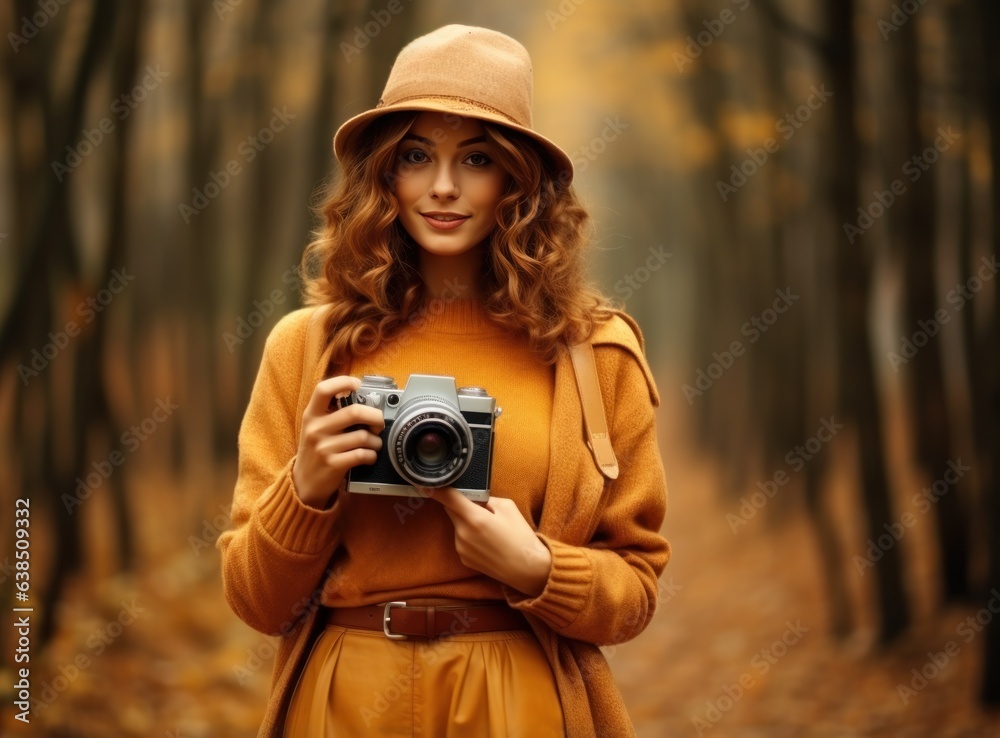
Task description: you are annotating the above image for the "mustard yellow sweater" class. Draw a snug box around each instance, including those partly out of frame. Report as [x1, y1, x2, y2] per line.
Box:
[218, 303, 670, 738]
[323, 298, 553, 607]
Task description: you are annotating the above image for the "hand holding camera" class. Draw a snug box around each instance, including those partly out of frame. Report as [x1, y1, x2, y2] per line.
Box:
[334, 374, 501, 503]
[422, 485, 553, 597]
[293, 375, 385, 509]
[295, 372, 545, 594]
[295, 372, 500, 509]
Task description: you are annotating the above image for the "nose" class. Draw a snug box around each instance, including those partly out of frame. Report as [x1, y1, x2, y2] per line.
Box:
[429, 163, 459, 199]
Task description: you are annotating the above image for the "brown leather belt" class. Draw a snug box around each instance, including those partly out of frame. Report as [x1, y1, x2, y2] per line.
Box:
[323, 601, 529, 640]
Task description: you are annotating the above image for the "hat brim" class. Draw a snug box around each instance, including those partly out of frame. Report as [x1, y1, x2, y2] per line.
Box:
[333, 99, 575, 184]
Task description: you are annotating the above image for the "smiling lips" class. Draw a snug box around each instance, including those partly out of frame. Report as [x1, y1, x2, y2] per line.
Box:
[421, 212, 470, 231]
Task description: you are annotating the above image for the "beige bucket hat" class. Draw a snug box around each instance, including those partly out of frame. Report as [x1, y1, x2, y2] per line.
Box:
[333, 24, 574, 182]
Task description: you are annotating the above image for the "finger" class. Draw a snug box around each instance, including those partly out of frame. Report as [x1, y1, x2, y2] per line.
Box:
[486, 497, 530, 527]
[414, 485, 440, 502]
[319, 403, 385, 435]
[416, 490, 459, 525]
[484, 496, 515, 515]
[307, 375, 361, 417]
[316, 428, 383, 455]
[329, 446, 378, 469]
[422, 486, 484, 520]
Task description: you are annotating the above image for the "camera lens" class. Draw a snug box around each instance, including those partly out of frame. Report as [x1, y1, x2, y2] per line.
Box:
[413, 429, 449, 467]
[399, 419, 465, 483]
[389, 401, 473, 488]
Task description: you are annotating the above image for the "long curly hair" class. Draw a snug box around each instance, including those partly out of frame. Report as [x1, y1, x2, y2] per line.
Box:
[301, 111, 615, 366]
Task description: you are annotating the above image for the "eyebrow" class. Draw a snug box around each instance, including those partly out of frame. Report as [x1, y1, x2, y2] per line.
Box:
[402, 134, 487, 147]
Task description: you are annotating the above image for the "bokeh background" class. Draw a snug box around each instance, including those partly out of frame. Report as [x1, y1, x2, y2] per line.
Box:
[1, 0, 999, 735]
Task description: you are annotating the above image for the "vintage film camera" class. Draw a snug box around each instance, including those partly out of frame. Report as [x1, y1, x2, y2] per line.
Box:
[335, 374, 501, 502]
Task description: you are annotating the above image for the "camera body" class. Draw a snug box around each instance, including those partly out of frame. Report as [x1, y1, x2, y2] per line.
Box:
[336, 374, 501, 502]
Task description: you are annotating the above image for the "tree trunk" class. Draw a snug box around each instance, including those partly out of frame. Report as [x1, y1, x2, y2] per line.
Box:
[894, 0, 970, 603]
[5, 0, 119, 646]
[977, 0, 1000, 707]
[180, 0, 219, 477]
[96, 0, 146, 572]
[825, 0, 909, 643]
[678, 0, 754, 496]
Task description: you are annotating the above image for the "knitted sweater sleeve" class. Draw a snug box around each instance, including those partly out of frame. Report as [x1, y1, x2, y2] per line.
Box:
[217, 309, 347, 636]
[503, 341, 670, 645]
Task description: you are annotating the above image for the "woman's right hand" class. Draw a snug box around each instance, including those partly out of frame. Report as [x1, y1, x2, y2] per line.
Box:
[292, 375, 385, 508]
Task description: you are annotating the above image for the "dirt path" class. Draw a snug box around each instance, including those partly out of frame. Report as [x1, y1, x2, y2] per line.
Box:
[611, 400, 1000, 738]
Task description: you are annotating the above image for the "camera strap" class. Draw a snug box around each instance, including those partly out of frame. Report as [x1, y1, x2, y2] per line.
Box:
[569, 341, 619, 480]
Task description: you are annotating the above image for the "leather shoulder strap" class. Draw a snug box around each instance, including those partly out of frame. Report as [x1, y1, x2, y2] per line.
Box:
[569, 341, 619, 480]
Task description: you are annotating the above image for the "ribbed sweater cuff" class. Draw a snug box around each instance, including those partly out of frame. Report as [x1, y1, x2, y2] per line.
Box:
[254, 458, 342, 555]
[503, 533, 592, 629]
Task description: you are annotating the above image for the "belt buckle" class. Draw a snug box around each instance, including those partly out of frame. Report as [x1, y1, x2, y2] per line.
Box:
[383, 601, 408, 640]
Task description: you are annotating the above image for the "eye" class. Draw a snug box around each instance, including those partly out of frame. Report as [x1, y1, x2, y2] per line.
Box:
[400, 149, 429, 165]
[465, 152, 492, 167]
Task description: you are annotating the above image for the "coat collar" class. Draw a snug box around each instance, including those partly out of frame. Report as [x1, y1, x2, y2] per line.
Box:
[539, 311, 659, 543]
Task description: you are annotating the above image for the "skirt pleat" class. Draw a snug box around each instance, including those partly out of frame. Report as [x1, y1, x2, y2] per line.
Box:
[284, 621, 565, 737]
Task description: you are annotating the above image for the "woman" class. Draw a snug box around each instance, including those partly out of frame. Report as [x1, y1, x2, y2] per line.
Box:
[218, 24, 670, 738]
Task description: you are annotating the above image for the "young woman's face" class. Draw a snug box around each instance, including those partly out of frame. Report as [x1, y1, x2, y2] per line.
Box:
[392, 112, 506, 259]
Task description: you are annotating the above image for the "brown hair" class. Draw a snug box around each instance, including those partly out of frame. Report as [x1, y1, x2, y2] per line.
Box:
[301, 111, 615, 366]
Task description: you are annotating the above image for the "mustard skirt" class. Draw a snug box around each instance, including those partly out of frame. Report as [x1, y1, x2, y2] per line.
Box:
[284, 613, 565, 737]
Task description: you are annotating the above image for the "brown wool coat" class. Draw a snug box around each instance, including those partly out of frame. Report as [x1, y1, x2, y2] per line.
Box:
[217, 305, 671, 737]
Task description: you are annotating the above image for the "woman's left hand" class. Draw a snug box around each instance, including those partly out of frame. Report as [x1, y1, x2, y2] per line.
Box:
[420, 487, 552, 597]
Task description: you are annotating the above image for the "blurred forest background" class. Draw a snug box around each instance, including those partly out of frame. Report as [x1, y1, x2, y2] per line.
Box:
[1, 0, 999, 735]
